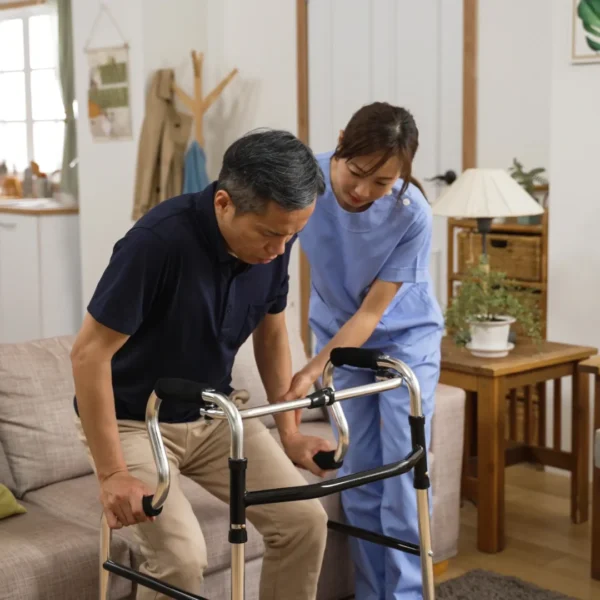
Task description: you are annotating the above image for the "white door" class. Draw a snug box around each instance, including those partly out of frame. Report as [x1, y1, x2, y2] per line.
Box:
[307, 0, 463, 307]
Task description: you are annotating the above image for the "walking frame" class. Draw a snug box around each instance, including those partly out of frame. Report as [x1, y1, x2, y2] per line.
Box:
[99, 347, 436, 600]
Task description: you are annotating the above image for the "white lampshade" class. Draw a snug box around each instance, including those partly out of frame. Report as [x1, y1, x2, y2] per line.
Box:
[431, 168, 544, 218]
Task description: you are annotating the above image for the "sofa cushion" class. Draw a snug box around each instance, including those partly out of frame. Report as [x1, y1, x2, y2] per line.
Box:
[0, 500, 132, 600]
[231, 305, 324, 428]
[0, 335, 93, 497]
[430, 382, 465, 562]
[0, 440, 15, 491]
[25, 473, 266, 576]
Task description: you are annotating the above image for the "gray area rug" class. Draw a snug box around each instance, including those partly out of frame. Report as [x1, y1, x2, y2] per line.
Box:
[436, 569, 577, 599]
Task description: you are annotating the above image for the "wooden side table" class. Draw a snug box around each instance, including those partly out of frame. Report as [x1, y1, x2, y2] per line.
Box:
[439, 337, 596, 554]
[577, 357, 600, 580]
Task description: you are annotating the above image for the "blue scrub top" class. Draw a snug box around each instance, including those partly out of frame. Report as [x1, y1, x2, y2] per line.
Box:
[299, 151, 444, 357]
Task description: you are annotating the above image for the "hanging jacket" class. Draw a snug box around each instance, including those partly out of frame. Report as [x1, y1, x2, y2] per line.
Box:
[183, 140, 210, 194]
[131, 69, 193, 221]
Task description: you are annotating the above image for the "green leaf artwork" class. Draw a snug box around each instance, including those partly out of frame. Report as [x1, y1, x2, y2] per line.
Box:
[577, 0, 600, 51]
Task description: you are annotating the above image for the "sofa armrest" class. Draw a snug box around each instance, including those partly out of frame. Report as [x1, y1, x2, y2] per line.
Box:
[429, 383, 466, 563]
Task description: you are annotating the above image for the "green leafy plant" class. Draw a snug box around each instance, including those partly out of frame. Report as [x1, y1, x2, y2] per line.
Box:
[577, 0, 600, 52]
[445, 257, 543, 347]
[508, 158, 548, 199]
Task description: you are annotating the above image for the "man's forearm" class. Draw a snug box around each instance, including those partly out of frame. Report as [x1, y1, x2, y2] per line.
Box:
[72, 356, 128, 481]
[252, 313, 298, 439]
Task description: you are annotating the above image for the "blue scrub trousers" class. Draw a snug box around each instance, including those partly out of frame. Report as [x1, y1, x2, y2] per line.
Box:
[322, 344, 440, 600]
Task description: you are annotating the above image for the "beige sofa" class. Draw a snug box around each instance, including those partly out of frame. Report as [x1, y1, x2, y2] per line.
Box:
[0, 311, 465, 599]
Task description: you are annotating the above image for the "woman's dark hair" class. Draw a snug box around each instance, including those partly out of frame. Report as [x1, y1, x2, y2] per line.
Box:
[333, 102, 425, 199]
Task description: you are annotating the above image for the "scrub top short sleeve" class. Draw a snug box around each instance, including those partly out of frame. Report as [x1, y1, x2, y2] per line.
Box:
[377, 210, 432, 285]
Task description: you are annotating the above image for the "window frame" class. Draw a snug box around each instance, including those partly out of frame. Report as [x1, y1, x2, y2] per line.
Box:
[0, 2, 64, 174]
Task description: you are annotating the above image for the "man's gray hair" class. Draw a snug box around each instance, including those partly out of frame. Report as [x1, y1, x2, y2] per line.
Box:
[217, 129, 325, 214]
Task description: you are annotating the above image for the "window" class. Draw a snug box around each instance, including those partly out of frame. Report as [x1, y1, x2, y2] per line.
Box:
[0, 4, 65, 176]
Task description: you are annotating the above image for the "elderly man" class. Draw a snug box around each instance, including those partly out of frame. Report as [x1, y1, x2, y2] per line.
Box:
[71, 129, 331, 600]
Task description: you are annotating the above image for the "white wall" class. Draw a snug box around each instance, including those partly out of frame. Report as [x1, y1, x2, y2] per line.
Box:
[205, 0, 301, 323]
[72, 0, 209, 307]
[72, 0, 147, 306]
[72, 0, 302, 320]
[547, 0, 600, 471]
[477, 0, 552, 174]
[548, 1, 600, 347]
[204, 0, 298, 174]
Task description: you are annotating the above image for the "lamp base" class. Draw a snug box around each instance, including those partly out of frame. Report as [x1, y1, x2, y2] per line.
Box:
[476, 217, 493, 261]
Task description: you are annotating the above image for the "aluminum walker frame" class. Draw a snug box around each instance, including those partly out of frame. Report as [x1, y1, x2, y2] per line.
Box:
[99, 347, 436, 600]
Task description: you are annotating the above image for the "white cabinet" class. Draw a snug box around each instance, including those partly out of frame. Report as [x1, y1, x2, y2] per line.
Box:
[0, 211, 82, 344]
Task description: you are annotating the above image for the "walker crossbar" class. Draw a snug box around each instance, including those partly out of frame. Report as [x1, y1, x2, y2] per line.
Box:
[99, 347, 436, 600]
[244, 447, 424, 506]
[102, 560, 209, 600]
[326, 520, 422, 556]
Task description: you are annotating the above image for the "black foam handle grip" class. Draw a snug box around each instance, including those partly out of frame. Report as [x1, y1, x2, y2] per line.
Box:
[154, 378, 213, 405]
[142, 495, 163, 517]
[313, 450, 343, 471]
[330, 347, 384, 371]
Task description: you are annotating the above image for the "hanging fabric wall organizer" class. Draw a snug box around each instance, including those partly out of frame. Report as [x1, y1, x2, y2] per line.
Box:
[84, 2, 132, 141]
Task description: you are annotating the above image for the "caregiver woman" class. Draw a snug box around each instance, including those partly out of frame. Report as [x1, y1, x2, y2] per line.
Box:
[283, 101, 444, 600]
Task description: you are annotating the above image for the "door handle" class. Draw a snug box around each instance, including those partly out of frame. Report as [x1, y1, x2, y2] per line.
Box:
[426, 170, 457, 185]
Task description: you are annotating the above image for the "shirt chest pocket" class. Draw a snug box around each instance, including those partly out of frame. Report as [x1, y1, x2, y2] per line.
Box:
[222, 288, 278, 347]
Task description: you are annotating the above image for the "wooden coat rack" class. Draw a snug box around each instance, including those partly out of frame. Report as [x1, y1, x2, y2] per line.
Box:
[173, 51, 238, 146]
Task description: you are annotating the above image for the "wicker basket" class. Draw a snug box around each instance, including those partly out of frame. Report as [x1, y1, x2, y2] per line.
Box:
[457, 231, 542, 282]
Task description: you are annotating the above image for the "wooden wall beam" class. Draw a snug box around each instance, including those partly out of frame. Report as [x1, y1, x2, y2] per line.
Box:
[463, 0, 478, 170]
[296, 0, 312, 357]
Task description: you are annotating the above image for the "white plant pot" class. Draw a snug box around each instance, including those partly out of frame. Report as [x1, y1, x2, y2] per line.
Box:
[467, 315, 516, 358]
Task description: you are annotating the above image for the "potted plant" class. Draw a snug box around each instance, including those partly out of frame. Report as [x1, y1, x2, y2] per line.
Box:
[445, 258, 542, 357]
[508, 158, 548, 225]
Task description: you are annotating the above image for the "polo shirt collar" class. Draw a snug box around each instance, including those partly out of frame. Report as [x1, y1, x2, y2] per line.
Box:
[196, 182, 239, 264]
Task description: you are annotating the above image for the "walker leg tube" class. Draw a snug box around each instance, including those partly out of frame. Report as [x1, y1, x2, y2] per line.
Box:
[229, 458, 247, 600]
[410, 414, 435, 600]
[232, 545, 244, 600]
[99, 514, 111, 600]
[202, 390, 247, 600]
[416, 488, 435, 600]
[375, 355, 435, 600]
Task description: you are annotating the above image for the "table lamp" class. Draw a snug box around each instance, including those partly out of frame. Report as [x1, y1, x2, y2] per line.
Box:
[431, 168, 544, 259]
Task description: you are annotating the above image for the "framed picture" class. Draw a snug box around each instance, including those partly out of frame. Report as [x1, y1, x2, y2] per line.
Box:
[572, 0, 600, 64]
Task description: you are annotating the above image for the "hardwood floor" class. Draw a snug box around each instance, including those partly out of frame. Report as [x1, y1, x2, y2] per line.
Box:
[435, 465, 599, 599]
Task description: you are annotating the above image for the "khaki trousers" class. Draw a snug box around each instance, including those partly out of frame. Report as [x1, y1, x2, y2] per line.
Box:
[75, 414, 328, 600]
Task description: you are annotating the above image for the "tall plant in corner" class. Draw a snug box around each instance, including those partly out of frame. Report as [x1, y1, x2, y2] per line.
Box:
[444, 257, 542, 356]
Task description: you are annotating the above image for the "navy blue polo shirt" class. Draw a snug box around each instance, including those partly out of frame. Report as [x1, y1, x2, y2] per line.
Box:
[77, 182, 294, 423]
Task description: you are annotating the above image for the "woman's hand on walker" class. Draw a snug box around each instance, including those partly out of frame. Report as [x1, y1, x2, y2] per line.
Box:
[281, 431, 333, 478]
